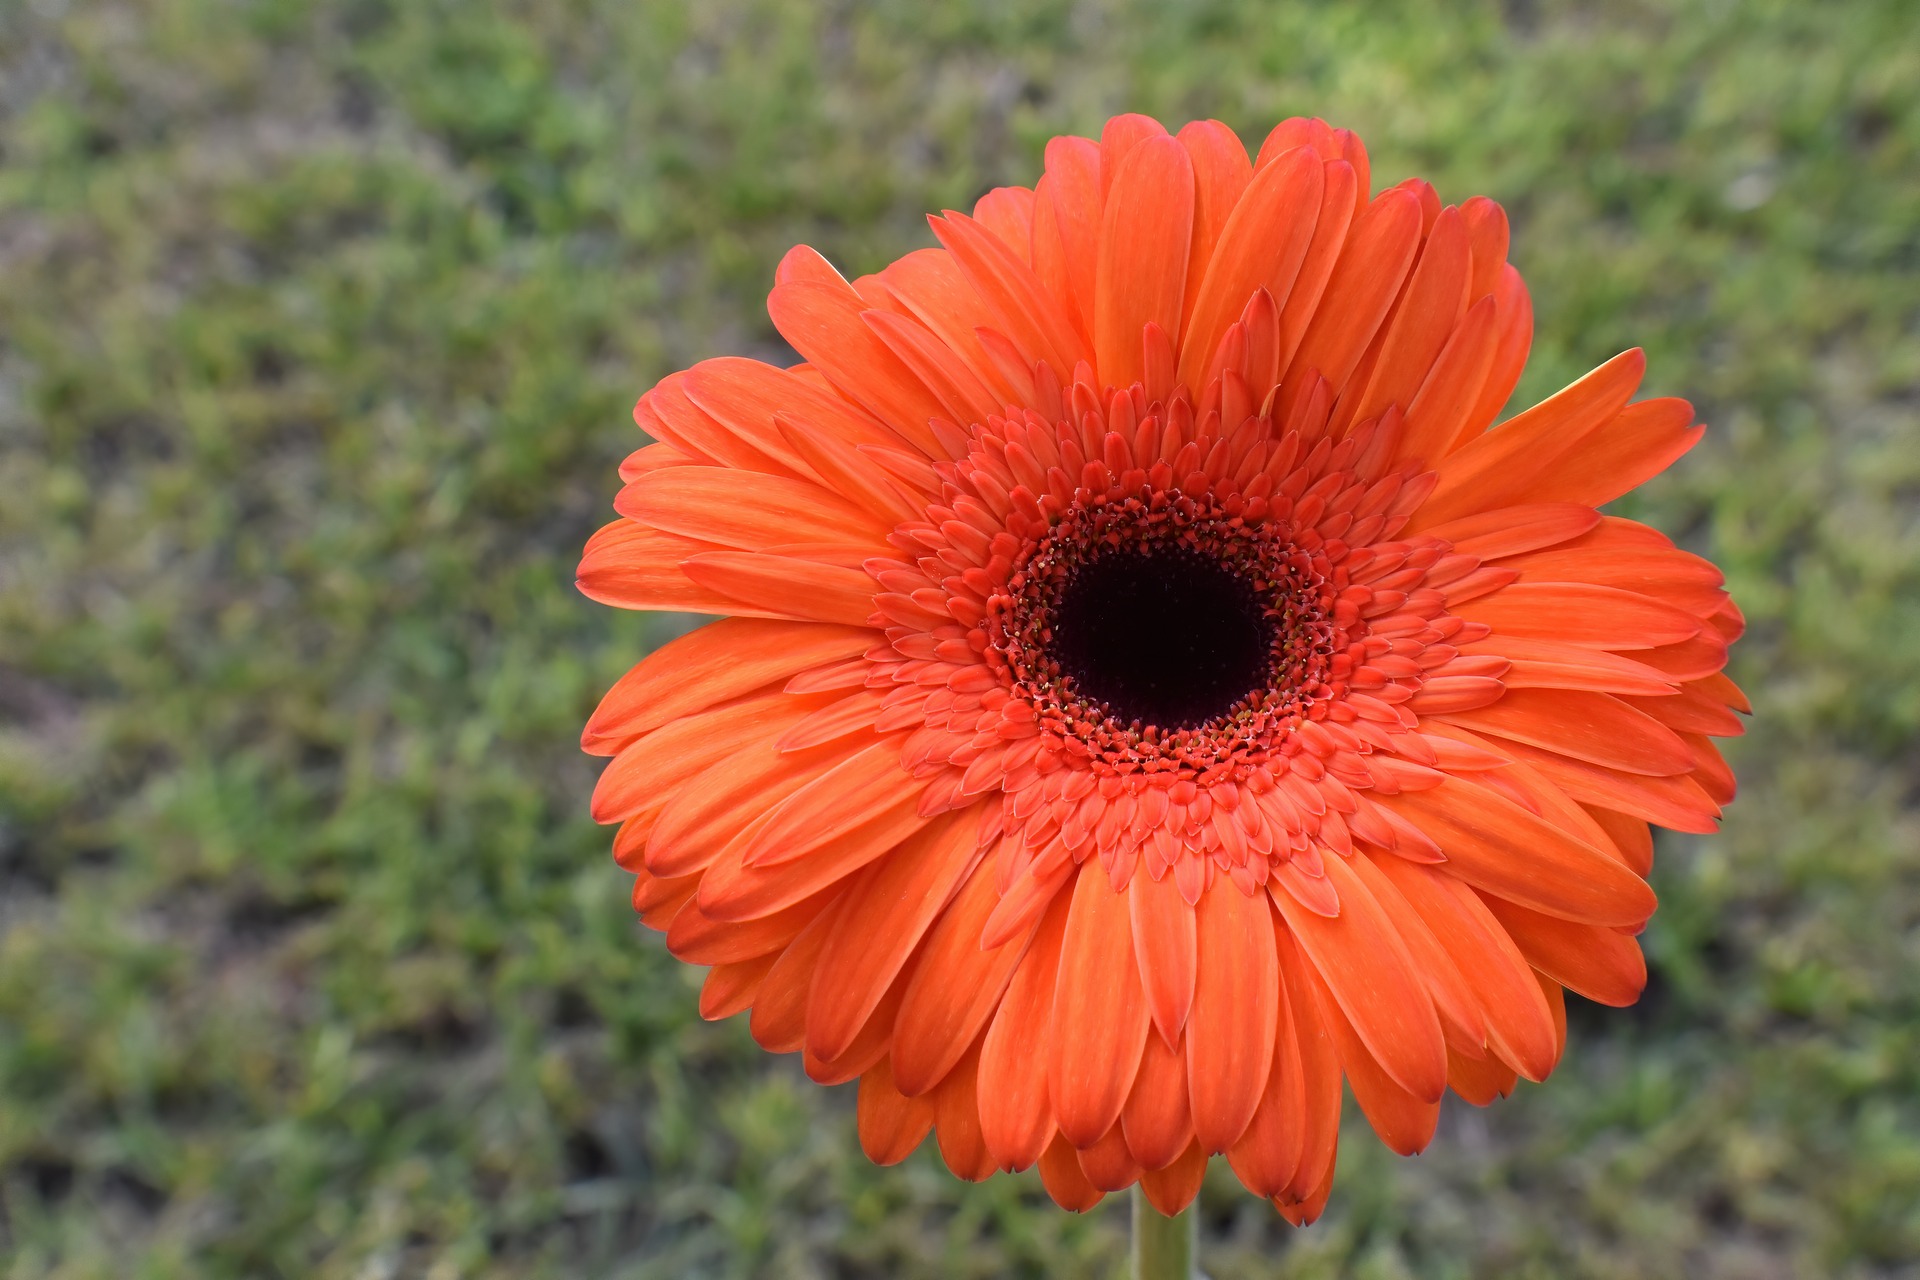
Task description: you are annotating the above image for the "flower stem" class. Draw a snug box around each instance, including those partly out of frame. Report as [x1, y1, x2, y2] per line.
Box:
[1130, 1185, 1195, 1280]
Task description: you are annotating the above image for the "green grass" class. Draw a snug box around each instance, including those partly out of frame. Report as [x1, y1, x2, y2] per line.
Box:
[1, 0, 1915, 1275]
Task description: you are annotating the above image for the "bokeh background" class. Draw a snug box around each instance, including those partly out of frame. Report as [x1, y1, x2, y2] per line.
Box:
[2, 0, 1916, 1276]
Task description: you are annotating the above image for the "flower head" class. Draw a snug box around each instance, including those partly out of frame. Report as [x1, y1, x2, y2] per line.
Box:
[580, 114, 1744, 1219]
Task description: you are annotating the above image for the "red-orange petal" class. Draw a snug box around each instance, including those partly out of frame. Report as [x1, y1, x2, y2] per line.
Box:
[1272, 852, 1446, 1102]
[1094, 137, 1195, 387]
[1050, 862, 1154, 1148]
[979, 890, 1071, 1171]
[1129, 868, 1198, 1047]
[1186, 881, 1280, 1152]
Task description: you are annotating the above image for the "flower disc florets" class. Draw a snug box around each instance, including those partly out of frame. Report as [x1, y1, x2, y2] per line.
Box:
[993, 490, 1338, 777]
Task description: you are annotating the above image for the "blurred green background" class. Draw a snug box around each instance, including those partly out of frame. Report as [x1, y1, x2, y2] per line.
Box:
[1, 0, 1916, 1275]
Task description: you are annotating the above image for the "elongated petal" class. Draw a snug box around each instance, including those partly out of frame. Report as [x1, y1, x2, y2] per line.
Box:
[1129, 869, 1198, 1047]
[1270, 854, 1446, 1102]
[979, 890, 1072, 1170]
[806, 809, 982, 1061]
[892, 853, 1041, 1095]
[1377, 774, 1658, 926]
[1051, 863, 1154, 1147]
[1186, 882, 1280, 1152]
[1094, 137, 1195, 387]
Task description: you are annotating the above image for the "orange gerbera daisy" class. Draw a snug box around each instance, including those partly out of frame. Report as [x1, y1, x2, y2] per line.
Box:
[579, 113, 1744, 1221]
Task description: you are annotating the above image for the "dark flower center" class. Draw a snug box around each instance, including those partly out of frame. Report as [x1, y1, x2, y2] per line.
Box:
[1050, 548, 1275, 730]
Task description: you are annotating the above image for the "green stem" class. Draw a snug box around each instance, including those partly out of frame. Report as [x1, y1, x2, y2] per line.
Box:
[1130, 1184, 1196, 1280]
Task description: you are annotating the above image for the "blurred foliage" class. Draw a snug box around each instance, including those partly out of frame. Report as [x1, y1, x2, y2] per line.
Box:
[0, 0, 1916, 1276]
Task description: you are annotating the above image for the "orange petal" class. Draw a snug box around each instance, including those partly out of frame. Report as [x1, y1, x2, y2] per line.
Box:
[740, 737, 918, 867]
[862, 307, 1005, 426]
[1463, 636, 1679, 698]
[667, 889, 834, 966]
[1339, 204, 1472, 435]
[645, 731, 862, 878]
[747, 903, 840, 1053]
[591, 690, 810, 821]
[892, 853, 1042, 1095]
[1276, 926, 1344, 1206]
[1178, 145, 1323, 389]
[684, 355, 905, 464]
[1094, 136, 1195, 387]
[1439, 687, 1697, 776]
[1186, 881, 1280, 1152]
[1460, 195, 1510, 300]
[1480, 895, 1648, 1007]
[1225, 911, 1306, 1196]
[1076, 1121, 1142, 1192]
[1346, 851, 1488, 1052]
[1139, 1142, 1209, 1215]
[931, 1038, 997, 1181]
[972, 186, 1036, 259]
[1036, 1131, 1105, 1211]
[1456, 264, 1534, 444]
[1377, 774, 1658, 927]
[1582, 804, 1655, 877]
[1175, 119, 1254, 324]
[1308, 961, 1440, 1156]
[694, 795, 930, 921]
[1033, 136, 1103, 343]
[767, 276, 945, 454]
[576, 519, 737, 614]
[636, 371, 792, 475]
[699, 952, 776, 1021]
[1367, 855, 1559, 1081]
[1285, 186, 1424, 399]
[1396, 292, 1497, 466]
[1477, 733, 1722, 834]
[680, 551, 877, 627]
[874, 248, 1025, 405]
[1121, 1030, 1194, 1170]
[582, 618, 871, 752]
[1407, 348, 1645, 529]
[805, 808, 982, 1062]
[1518, 397, 1704, 509]
[1128, 869, 1197, 1047]
[1271, 853, 1446, 1102]
[617, 439, 697, 483]
[1274, 160, 1360, 377]
[1453, 582, 1704, 650]
[979, 889, 1072, 1171]
[1050, 862, 1154, 1147]
[857, 1056, 935, 1164]
[1447, 1043, 1520, 1106]
[1416, 502, 1601, 560]
[932, 210, 1090, 380]
[622, 466, 890, 552]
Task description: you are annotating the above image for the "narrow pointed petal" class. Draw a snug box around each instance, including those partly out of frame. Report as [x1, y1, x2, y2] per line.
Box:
[1122, 1030, 1195, 1170]
[1129, 869, 1198, 1047]
[1481, 895, 1649, 1007]
[1407, 348, 1646, 529]
[1139, 1143, 1210, 1215]
[1271, 854, 1447, 1102]
[1378, 774, 1658, 927]
[806, 808, 982, 1062]
[1186, 882, 1280, 1152]
[979, 891, 1071, 1171]
[892, 853, 1042, 1096]
[1286, 187, 1424, 397]
[1050, 863, 1155, 1147]
[858, 1057, 936, 1164]
[1094, 137, 1195, 387]
[1178, 145, 1323, 389]
[1226, 913, 1306, 1196]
